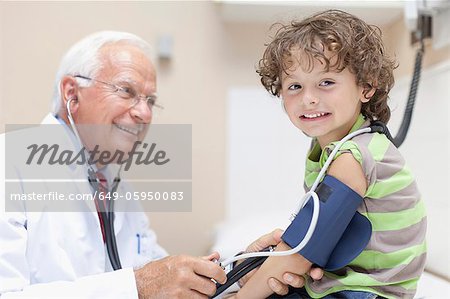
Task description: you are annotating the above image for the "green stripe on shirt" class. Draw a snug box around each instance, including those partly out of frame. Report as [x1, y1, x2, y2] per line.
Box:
[368, 133, 391, 162]
[367, 165, 415, 199]
[360, 200, 426, 231]
[349, 241, 427, 269]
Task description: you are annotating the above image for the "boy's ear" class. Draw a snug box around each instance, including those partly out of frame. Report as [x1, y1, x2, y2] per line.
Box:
[361, 83, 376, 103]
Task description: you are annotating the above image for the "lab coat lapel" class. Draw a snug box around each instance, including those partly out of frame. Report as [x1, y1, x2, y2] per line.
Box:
[40, 113, 105, 232]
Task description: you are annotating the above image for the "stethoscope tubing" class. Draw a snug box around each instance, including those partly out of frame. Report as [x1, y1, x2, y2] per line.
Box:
[67, 99, 123, 270]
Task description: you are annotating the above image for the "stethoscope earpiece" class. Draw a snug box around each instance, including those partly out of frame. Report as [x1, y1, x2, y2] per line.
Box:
[66, 97, 76, 121]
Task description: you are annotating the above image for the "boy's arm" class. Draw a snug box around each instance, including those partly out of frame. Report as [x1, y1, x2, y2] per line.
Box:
[327, 153, 367, 197]
[239, 229, 323, 296]
[235, 153, 366, 298]
[235, 241, 312, 299]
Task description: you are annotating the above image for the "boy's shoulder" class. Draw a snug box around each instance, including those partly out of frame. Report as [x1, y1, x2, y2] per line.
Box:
[351, 131, 405, 165]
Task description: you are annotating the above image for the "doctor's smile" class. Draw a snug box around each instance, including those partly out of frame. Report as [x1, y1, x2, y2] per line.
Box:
[113, 123, 144, 136]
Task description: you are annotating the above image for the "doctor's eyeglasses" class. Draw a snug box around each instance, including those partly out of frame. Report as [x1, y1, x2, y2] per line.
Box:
[74, 75, 163, 111]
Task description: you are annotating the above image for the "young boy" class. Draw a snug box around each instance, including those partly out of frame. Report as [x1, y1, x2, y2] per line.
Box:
[233, 10, 426, 299]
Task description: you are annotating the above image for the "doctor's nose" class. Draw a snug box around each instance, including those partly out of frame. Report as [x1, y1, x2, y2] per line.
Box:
[130, 100, 153, 124]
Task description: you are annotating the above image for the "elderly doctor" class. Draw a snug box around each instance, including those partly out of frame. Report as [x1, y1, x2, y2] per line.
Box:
[0, 31, 312, 298]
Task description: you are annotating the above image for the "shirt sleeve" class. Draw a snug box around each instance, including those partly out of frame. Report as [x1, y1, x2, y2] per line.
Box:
[321, 140, 363, 166]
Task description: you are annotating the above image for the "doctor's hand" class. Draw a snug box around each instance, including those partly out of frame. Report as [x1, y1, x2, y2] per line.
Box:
[239, 229, 324, 296]
[134, 252, 226, 299]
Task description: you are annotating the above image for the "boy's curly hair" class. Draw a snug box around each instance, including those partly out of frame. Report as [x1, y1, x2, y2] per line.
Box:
[257, 10, 397, 123]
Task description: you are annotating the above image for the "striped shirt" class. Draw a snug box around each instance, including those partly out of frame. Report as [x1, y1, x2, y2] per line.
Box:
[304, 114, 427, 299]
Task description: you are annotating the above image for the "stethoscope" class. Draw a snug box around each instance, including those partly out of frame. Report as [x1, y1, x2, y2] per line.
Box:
[66, 98, 123, 270]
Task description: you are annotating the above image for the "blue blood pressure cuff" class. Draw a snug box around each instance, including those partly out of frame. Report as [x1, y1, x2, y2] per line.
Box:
[282, 175, 372, 271]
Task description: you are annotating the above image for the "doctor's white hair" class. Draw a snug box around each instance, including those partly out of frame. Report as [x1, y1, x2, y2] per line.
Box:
[52, 31, 154, 115]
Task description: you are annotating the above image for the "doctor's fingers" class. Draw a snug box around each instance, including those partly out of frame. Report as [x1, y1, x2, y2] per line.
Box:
[193, 258, 227, 284]
[237, 268, 257, 287]
[309, 267, 324, 280]
[282, 272, 305, 288]
[201, 251, 220, 262]
[189, 273, 220, 297]
[246, 229, 283, 252]
[234, 229, 284, 287]
[268, 277, 289, 296]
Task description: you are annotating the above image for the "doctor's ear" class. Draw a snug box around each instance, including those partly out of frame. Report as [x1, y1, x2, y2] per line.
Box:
[60, 76, 80, 114]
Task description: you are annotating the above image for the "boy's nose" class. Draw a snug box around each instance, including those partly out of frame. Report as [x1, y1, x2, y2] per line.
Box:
[302, 89, 319, 106]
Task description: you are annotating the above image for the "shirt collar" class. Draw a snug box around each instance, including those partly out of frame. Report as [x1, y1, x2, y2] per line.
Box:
[307, 113, 367, 162]
[348, 113, 367, 134]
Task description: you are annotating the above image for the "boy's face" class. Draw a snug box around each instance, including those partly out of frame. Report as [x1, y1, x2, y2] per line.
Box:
[280, 51, 368, 148]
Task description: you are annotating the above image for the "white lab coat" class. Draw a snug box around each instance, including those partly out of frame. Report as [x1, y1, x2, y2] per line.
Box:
[0, 114, 168, 298]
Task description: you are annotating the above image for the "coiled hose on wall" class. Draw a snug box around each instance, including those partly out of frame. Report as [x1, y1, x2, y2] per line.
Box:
[393, 39, 425, 147]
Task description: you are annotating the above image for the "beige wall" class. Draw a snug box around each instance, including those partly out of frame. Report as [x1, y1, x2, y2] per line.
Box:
[2, 2, 449, 256]
[0, 1, 231, 255]
[384, 16, 450, 79]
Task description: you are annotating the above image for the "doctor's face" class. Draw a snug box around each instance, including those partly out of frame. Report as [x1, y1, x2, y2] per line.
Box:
[73, 43, 156, 163]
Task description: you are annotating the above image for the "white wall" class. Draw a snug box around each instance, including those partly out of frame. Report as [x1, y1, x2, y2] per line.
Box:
[226, 87, 310, 222]
[216, 87, 310, 257]
[389, 61, 450, 279]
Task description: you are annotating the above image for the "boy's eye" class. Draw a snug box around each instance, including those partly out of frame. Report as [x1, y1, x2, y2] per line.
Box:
[288, 84, 302, 90]
[319, 80, 334, 87]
